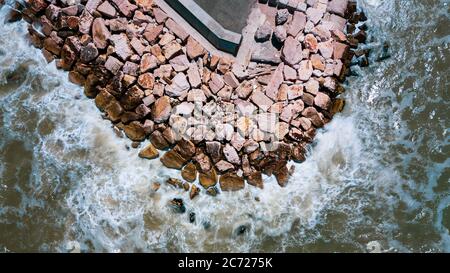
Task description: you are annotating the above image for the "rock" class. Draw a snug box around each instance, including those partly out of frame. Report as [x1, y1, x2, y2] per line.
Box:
[152, 96, 172, 123]
[287, 84, 304, 100]
[170, 198, 185, 213]
[162, 40, 182, 60]
[85, 0, 102, 13]
[186, 36, 205, 60]
[169, 54, 190, 72]
[314, 92, 331, 110]
[122, 61, 139, 76]
[78, 10, 94, 34]
[190, 184, 200, 199]
[288, 11, 306, 37]
[306, 7, 324, 25]
[104, 56, 123, 74]
[223, 72, 240, 89]
[160, 149, 188, 169]
[199, 168, 217, 188]
[109, 33, 133, 61]
[144, 24, 164, 44]
[304, 34, 318, 53]
[187, 89, 206, 102]
[283, 65, 297, 82]
[215, 160, 234, 172]
[265, 63, 284, 101]
[311, 54, 325, 71]
[166, 73, 190, 97]
[124, 121, 146, 141]
[97, 1, 117, 18]
[80, 43, 98, 63]
[111, 0, 137, 18]
[220, 173, 245, 191]
[255, 22, 272, 42]
[274, 165, 289, 187]
[165, 18, 189, 42]
[92, 18, 110, 49]
[182, 162, 197, 182]
[302, 106, 324, 127]
[174, 102, 194, 116]
[217, 58, 232, 74]
[205, 141, 222, 163]
[333, 42, 349, 60]
[138, 143, 159, 159]
[193, 152, 212, 172]
[304, 79, 319, 95]
[298, 60, 313, 81]
[251, 90, 273, 112]
[273, 25, 287, 43]
[235, 81, 253, 99]
[327, 0, 348, 17]
[130, 37, 146, 56]
[153, 7, 168, 24]
[223, 144, 240, 165]
[282, 36, 302, 66]
[208, 73, 224, 94]
[140, 53, 158, 73]
[138, 73, 155, 89]
[247, 171, 263, 189]
[121, 85, 144, 110]
[257, 112, 277, 133]
[187, 64, 202, 88]
[276, 9, 289, 25]
[230, 132, 245, 151]
[151, 181, 161, 192]
[318, 39, 334, 59]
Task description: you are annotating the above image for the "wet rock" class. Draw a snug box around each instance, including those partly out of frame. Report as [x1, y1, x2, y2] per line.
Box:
[161, 149, 188, 169]
[80, 43, 98, 63]
[182, 162, 197, 182]
[199, 168, 217, 189]
[220, 173, 245, 191]
[247, 171, 263, 189]
[170, 198, 186, 213]
[138, 143, 159, 159]
[124, 121, 146, 141]
[190, 185, 200, 200]
[274, 165, 289, 187]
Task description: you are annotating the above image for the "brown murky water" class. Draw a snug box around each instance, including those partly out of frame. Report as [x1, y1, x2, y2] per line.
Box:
[0, 0, 449, 252]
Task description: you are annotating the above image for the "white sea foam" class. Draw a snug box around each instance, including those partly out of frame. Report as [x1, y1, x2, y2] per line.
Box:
[0, 0, 449, 252]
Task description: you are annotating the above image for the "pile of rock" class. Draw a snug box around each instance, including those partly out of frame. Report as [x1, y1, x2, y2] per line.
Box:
[16, 0, 368, 199]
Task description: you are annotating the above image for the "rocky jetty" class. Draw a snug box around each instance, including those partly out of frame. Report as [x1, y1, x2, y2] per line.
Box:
[13, 0, 369, 198]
